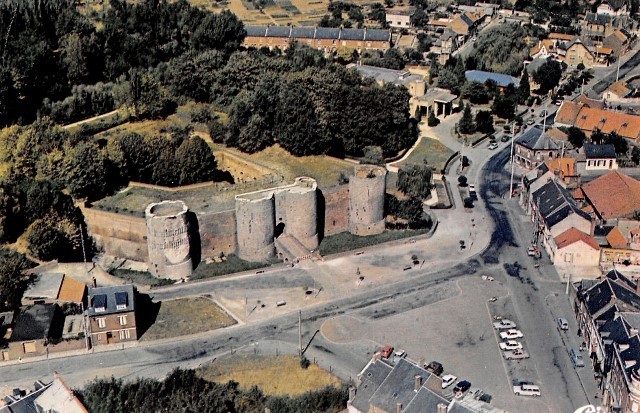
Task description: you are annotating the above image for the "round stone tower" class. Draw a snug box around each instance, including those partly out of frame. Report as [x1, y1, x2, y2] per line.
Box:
[235, 192, 276, 262]
[349, 165, 387, 236]
[145, 200, 193, 280]
[283, 177, 319, 251]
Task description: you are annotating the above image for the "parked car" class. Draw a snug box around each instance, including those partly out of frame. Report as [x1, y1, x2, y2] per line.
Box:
[501, 134, 510, 142]
[441, 374, 457, 389]
[527, 118, 535, 125]
[513, 382, 541, 396]
[500, 329, 524, 340]
[499, 340, 523, 351]
[493, 319, 517, 330]
[425, 361, 444, 376]
[468, 184, 476, 192]
[504, 348, 530, 360]
[393, 349, 406, 362]
[555, 100, 562, 106]
[557, 318, 569, 331]
[454, 380, 471, 394]
[570, 348, 585, 367]
[488, 142, 499, 150]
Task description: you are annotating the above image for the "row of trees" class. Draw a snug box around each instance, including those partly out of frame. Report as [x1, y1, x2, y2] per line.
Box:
[80, 369, 348, 413]
[458, 105, 495, 135]
[0, 0, 246, 126]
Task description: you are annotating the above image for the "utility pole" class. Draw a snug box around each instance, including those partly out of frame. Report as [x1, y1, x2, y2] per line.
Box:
[509, 122, 516, 198]
[79, 224, 91, 351]
[616, 56, 621, 83]
[298, 311, 302, 356]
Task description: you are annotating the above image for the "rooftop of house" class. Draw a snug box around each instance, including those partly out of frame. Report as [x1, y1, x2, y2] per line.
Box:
[386, 7, 416, 16]
[575, 107, 640, 140]
[0, 376, 88, 413]
[532, 179, 591, 229]
[244, 26, 391, 42]
[22, 273, 64, 303]
[550, 32, 575, 41]
[581, 171, 640, 220]
[606, 226, 628, 249]
[555, 227, 600, 250]
[530, 40, 555, 56]
[417, 87, 457, 103]
[546, 127, 569, 143]
[608, 79, 633, 97]
[88, 285, 136, 317]
[56, 275, 87, 303]
[9, 304, 58, 342]
[515, 127, 560, 151]
[545, 157, 576, 177]
[352, 358, 394, 412]
[580, 269, 640, 317]
[464, 70, 519, 88]
[583, 142, 616, 159]
[350, 64, 423, 85]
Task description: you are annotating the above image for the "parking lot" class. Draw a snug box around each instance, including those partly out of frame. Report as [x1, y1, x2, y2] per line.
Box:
[321, 274, 552, 413]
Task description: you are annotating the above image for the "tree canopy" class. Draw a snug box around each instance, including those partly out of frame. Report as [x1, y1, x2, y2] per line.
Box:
[467, 24, 529, 75]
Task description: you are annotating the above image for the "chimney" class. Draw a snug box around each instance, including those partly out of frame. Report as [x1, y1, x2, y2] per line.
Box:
[414, 374, 422, 391]
[396, 402, 402, 413]
[437, 403, 448, 413]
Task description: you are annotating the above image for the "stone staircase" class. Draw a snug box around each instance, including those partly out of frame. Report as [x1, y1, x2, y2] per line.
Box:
[274, 235, 313, 263]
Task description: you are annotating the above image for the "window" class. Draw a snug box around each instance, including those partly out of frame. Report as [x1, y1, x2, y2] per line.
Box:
[119, 315, 127, 326]
[97, 318, 106, 328]
[119, 330, 130, 340]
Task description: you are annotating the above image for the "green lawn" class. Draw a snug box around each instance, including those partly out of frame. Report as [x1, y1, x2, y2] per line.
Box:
[191, 255, 269, 280]
[111, 268, 174, 287]
[397, 137, 455, 171]
[319, 229, 430, 256]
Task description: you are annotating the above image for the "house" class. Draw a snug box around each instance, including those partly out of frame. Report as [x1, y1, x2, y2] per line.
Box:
[242, 26, 392, 55]
[348, 357, 507, 413]
[579, 142, 618, 171]
[607, 79, 634, 102]
[87, 285, 138, 347]
[573, 271, 640, 411]
[558, 38, 596, 68]
[581, 171, 640, 221]
[513, 127, 561, 170]
[530, 39, 557, 59]
[547, 127, 570, 147]
[603, 30, 630, 56]
[22, 272, 87, 306]
[555, 101, 640, 141]
[464, 70, 519, 89]
[432, 29, 458, 65]
[386, 8, 415, 28]
[1, 303, 63, 361]
[599, 221, 640, 274]
[0, 375, 88, 413]
[449, 12, 481, 42]
[531, 179, 593, 250]
[550, 32, 575, 42]
[597, 0, 629, 16]
[549, 227, 601, 279]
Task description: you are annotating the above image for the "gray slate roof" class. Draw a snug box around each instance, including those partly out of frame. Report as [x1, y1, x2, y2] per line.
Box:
[10, 304, 58, 342]
[403, 387, 449, 413]
[516, 127, 560, 151]
[245, 26, 267, 37]
[465, 70, 519, 88]
[88, 285, 136, 316]
[352, 359, 394, 412]
[369, 358, 434, 413]
[244, 25, 391, 42]
[583, 143, 616, 159]
[532, 179, 591, 229]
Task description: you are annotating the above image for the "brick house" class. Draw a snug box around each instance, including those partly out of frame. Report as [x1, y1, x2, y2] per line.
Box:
[87, 285, 138, 347]
[514, 127, 561, 170]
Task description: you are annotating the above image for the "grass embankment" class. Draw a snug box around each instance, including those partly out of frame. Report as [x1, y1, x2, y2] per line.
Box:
[198, 354, 341, 396]
[141, 297, 236, 341]
[319, 229, 430, 256]
[397, 137, 455, 171]
[111, 268, 174, 287]
[191, 255, 268, 280]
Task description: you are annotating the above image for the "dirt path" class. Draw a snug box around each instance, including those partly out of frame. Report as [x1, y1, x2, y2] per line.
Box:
[62, 109, 120, 130]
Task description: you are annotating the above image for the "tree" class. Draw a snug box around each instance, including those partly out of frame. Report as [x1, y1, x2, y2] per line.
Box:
[603, 131, 628, 155]
[124, 70, 176, 120]
[397, 164, 433, 199]
[436, 69, 462, 94]
[461, 81, 489, 104]
[518, 68, 530, 103]
[458, 104, 475, 134]
[63, 141, 110, 200]
[491, 94, 516, 119]
[190, 11, 246, 52]
[26, 218, 70, 262]
[467, 23, 529, 75]
[175, 137, 218, 185]
[631, 146, 640, 166]
[532, 60, 563, 94]
[360, 146, 385, 165]
[475, 110, 494, 134]
[566, 126, 587, 148]
[0, 250, 29, 311]
[411, 8, 429, 28]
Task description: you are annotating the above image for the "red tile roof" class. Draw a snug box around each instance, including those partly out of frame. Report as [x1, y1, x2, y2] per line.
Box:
[582, 171, 640, 219]
[555, 227, 600, 250]
[556, 101, 640, 141]
[607, 226, 628, 249]
[57, 275, 87, 303]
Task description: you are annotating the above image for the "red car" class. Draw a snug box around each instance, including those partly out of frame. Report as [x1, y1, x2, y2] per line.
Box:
[381, 346, 394, 359]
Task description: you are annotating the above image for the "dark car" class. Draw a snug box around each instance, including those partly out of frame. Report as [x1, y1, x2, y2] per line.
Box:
[425, 361, 444, 376]
[501, 134, 510, 142]
[454, 380, 471, 393]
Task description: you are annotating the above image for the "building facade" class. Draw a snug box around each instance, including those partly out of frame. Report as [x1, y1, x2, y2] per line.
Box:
[87, 285, 137, 347]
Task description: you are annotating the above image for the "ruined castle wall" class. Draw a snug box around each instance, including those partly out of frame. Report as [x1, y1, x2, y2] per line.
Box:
[322, 185, 350, 236]
[348, 165, 387, 236]
[145, 201, 193, 280]
[235, 194, 276, 262]
[198, 210, 237, 258]
[282, 177, 318, 250]
[81, 206, 148, 261]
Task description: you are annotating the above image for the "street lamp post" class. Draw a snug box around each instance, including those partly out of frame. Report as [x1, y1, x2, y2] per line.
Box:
[509, 122, 516, 198]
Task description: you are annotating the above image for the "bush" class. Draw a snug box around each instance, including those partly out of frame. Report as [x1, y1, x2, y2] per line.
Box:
[458, 175, 468, 187]
[463, 197, 474, 208]
[300, 356, 310, 369]
[427, 111, 440, 126]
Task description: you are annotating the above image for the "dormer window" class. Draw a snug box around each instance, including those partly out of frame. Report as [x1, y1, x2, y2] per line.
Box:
[92, 294, 107, 313]
[622, 122, 628, 127]
[115, 292, 128, 311]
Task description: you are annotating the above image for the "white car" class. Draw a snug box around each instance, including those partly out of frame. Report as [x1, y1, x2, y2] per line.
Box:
[500, 329, 524, 340]
[488, 142, 499, 150]
[504, 348, 530, 360]
[468, 184, 476, 192]
[499, 340, 523, 351]
[493, 319, 516, 330]
[513, 383, 541, 397]
[441, 374, 457, 389]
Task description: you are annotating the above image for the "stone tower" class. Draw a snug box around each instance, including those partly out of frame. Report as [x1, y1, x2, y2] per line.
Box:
[276, 177, 319, 251]
[235, 191, 277, 262]
[349, 164, 387, 236]
[145, 200, 193, 280]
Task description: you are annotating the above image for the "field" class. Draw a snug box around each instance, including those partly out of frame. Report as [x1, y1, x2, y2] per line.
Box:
[396, 137, 455, 171]
[197, 354, 342, 396]
[140, 297, 237, 341]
